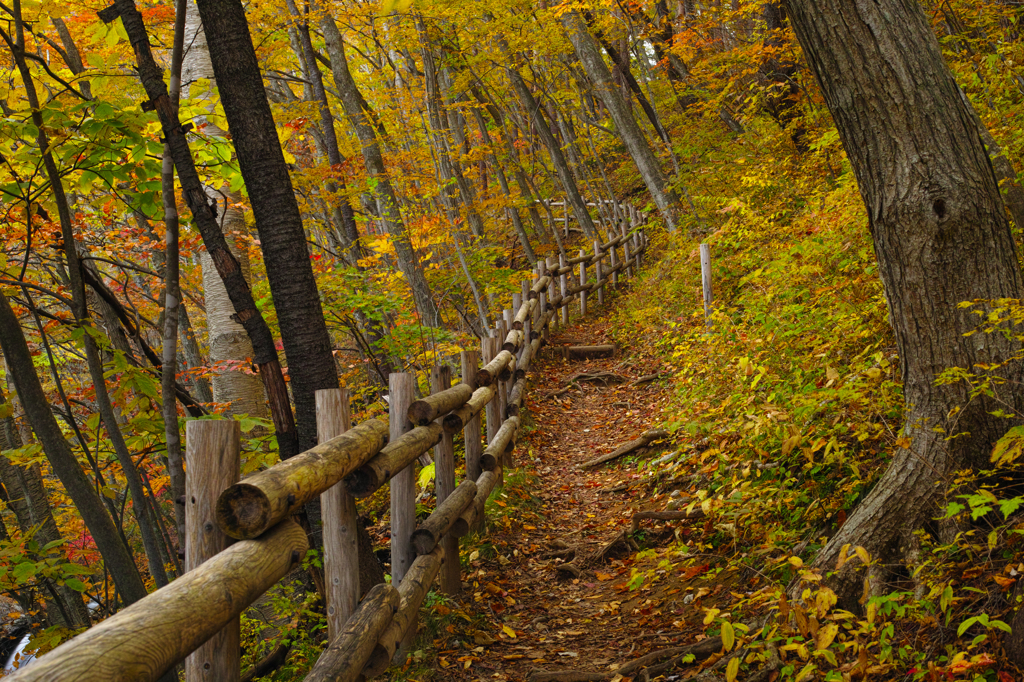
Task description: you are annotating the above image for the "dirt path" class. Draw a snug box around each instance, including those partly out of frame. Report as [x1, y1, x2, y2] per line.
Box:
[435, 312, 706, 681]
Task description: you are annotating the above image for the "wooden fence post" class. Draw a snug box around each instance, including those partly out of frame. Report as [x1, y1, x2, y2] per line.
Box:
[559, 253, 569, 325]
[185, 420, 241, 682]
[317, 388, 359, 640]
[388, 372, 416, 659]
[594, 241, 604, 306]
[622, 226, 633, 279]
[563, 199, 569, 238]
[484, 335, 503, 488]
[546, 257, 558, 333]
[610, 239, 619, 289]
[428, 366, 460, 594]
[579, 250, 588, 317]
[538, 263, 548, 341]
[700, 243, 713, 327]
[461, 350, 484, 533]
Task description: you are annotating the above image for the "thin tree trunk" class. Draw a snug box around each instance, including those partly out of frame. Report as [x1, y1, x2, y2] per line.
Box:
[0, 290, 147, 606]
[560, 10, 684, 232]
[317, 7, 442, 327]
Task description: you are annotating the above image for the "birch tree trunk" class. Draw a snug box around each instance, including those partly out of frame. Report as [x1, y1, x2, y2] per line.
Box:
[183, 1, 270, 425]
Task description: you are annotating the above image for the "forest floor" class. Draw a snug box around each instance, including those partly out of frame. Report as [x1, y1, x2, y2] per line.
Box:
[408, 308, 751, 682]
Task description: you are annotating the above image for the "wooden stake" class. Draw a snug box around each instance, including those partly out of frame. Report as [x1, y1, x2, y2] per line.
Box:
[482, 335, 502, 490]
[610, 241, 619, 289]
[700, 243, 713, 327]
[388, 373, 416, 587]
[430, 366, 460, 594]
[594, 241, 604, 306]
[559, 253, 569, 325]
[579, 250, 588, 317]
[185, 419, 240, 682]
[316, 389, 358, 639]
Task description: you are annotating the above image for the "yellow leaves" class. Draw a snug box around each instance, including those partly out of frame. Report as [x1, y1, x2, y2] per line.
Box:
[725, 656, 740, 682]
[815, 622, 838, 651]
[720, 621, 735, 651]
[379, 0, 414, 15]
[501, 624, 517, 639]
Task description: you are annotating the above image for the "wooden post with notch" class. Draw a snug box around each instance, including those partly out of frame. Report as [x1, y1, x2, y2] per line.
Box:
[317, 388, 359, 640]
[388, 372, 416, 658]
[594, 240, 604, 306]
[185, 420, 241, 682]
[430, 366, 460, 594]
[558, 253, 569, 325]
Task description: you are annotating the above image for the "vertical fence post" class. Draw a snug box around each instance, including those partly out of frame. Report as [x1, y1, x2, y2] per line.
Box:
[317, 389, 359, 641]
[389, 372, 416, 658]
[579, 250, 588, 317]
[610, 238, 619, 289]
[558, 253, 569, 325]
[546, 257, 558, 333]
[593, 240, 604, 307]
[185, 420, 241, 682]
[429, 366, 460, 594]
[700, 243, 713, 327]
[461, 350, 484, 533]
[622, 225, 633, 279]
[486, 335, 504, 487]
[634, 232, 642, 269]
[538, 263, 548, 341]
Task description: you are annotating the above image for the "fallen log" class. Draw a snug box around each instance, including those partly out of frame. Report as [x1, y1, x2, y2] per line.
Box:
[476, 350, 513, 386]
[528, 275, 552, 299]
[503, 354, 517, 381]
[6, 521, 308, 682]
[630, 509, 705, 534]
[578, 428, 671, 469]
[632, 372, 668, 386]
[359, 547, 443, 678]
[407, 383, 472, 426]
[561, 344, 615, 360]
[216, 419, 388, 539]
[480, 417, 519, 471]
[305, 583, 400, 682]
[345, 424, 443, 498]
[451, 468, 501, 536]
[411, 479, 478, 555]
[442, 384, 496, 434]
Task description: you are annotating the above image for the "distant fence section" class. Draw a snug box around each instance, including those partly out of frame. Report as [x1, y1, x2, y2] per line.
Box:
[6, 210, 649, 682]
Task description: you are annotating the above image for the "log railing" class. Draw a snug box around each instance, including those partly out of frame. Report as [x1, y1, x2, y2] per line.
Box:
[5, 214, 648, 682]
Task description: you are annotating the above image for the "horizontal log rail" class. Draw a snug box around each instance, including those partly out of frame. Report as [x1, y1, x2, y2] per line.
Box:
[9, 213, 648, 682]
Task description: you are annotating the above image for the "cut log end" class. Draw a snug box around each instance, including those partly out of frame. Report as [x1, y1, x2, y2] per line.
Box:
[216, 483, 271, 540]
[411, 529, 436, 556]
[344, 468, 380, 499]
[408, 400, 435, 426]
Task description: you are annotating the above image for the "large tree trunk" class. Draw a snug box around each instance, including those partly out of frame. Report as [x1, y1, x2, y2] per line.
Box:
[182, 1, 274, 430]
[785, 0, 1024, 609]
[560, 11, 684, 232]
[192, 0, 340, 454]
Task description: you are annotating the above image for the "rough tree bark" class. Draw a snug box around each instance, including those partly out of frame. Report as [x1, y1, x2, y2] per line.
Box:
[192, 0, 341, 453]
[785, 0, 1024, 609]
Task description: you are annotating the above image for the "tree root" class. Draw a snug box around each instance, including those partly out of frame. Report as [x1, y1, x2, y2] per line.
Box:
[566, 371, 628, 385]
[527, 638, 722, 682]
[579, 429, 671, 469]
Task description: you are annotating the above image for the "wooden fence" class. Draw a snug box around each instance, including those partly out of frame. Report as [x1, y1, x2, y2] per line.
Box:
[6, 217, 649, 682]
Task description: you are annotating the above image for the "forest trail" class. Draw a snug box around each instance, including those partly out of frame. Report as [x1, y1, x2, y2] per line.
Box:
[436, 311, 717, 682]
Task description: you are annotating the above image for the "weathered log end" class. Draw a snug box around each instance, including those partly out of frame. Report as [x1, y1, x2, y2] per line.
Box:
[407, 399, 435, 426]
[480, 452, 498, 471]
[344, 467, 384, 499]
[216, 483, 272, 540]
[411, 529, 435, 556]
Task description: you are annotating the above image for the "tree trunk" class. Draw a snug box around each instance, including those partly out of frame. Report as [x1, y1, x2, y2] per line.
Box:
[180, 0, 279, 441]
[317, 7, 442, 327]
[0, 291, 147, 606]
[785, 0, 1024, 609]
[760, 2, 808, 153]
[192, 0, 341, 454]
[560, 11, 684, 232]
